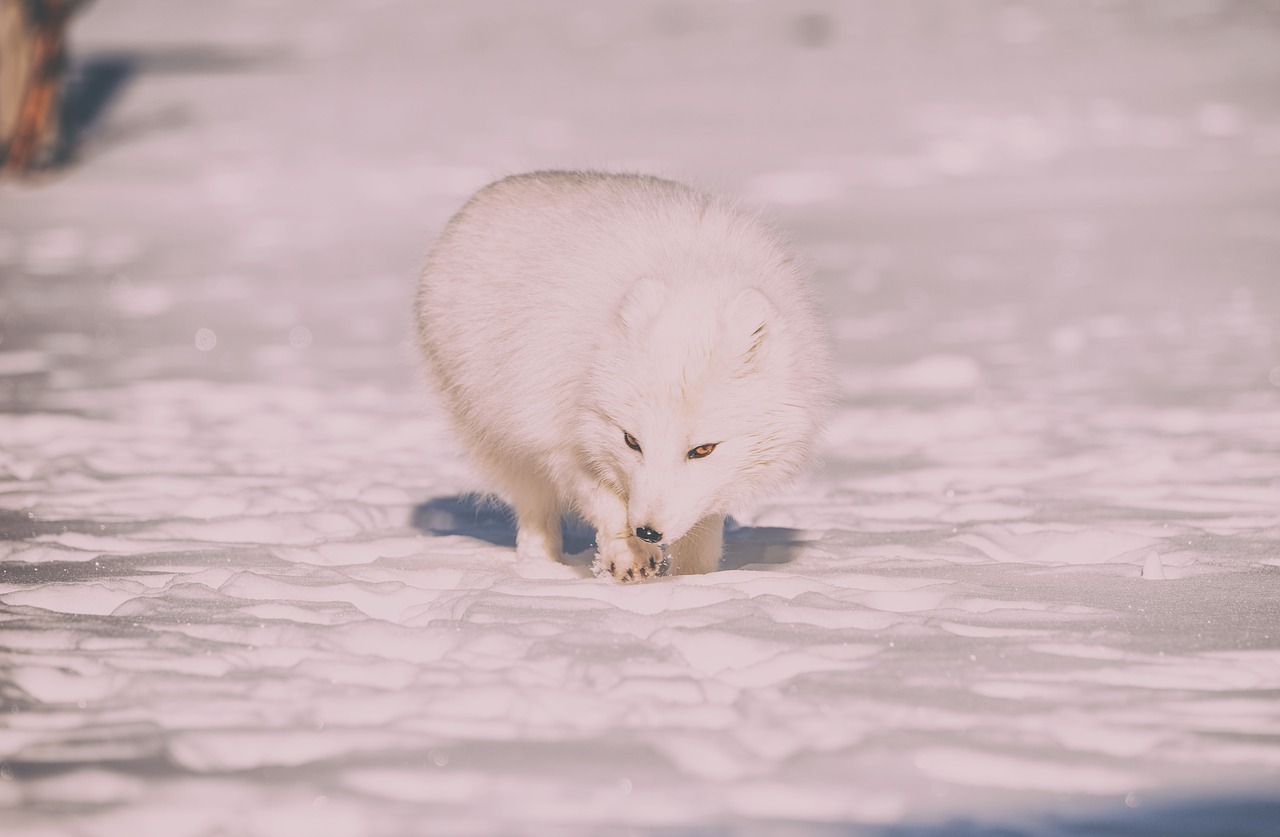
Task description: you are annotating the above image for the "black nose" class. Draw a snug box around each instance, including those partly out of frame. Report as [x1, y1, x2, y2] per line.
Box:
[635, 526, 662, 543]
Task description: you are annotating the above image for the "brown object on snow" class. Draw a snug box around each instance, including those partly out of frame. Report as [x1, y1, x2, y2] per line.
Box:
[1, 0, 71, 176]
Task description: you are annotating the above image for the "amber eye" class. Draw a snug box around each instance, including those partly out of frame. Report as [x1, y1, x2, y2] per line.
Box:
[624, 432, 642, 453]
[688, 443, 717, 459]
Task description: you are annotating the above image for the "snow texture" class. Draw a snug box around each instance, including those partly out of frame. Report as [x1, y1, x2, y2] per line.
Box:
[2, 1, 1279, 835]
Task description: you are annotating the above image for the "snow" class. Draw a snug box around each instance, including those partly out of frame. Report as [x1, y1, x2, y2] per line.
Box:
[2, 1, 1279, 834]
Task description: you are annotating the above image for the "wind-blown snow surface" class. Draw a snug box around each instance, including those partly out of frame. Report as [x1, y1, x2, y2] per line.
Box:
[2, 2, 1280, 834]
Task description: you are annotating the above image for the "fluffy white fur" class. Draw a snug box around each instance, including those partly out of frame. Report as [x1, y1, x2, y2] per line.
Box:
[417, 171, 831, 581]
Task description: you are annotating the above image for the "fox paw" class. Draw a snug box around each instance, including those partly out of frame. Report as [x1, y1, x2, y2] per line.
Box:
[595, 537, 667, 583]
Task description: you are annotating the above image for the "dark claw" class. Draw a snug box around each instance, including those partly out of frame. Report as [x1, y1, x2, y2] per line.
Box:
[649, 556, 657, 570]
[625, 567, 635, 581]
[608, 562, 616, 575]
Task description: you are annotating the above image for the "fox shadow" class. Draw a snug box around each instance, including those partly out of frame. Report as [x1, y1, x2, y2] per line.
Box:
[410, 495, 802, 571]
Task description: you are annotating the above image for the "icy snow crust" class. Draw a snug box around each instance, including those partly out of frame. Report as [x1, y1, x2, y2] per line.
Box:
[2, 2, 1280, 834]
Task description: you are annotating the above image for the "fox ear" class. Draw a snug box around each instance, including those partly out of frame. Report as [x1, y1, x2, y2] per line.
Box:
[725, 287, 776, 368]
[618, 277, 666, 334]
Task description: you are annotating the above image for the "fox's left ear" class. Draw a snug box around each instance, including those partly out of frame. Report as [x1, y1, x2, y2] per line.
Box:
[724, 287, 777, 369]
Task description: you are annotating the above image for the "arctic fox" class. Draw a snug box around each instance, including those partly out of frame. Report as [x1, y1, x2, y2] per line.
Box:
[416, 171, 830, 581]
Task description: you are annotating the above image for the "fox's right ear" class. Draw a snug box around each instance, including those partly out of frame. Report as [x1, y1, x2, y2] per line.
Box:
[618, 277, 666, 334]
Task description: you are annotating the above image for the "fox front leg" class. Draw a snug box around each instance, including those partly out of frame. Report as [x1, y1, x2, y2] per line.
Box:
[664, 513, 724, 576]
[578, 478, 663, 582]
[597, 533, 664, 582]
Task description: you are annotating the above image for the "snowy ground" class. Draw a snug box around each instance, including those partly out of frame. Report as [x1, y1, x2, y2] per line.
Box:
[2, 2, 1280, 834]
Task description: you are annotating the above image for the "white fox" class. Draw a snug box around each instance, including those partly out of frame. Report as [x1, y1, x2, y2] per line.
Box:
[416, 171, 830, 581]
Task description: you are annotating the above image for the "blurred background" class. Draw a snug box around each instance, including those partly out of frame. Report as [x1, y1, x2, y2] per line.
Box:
[3, 0, 1278, 408]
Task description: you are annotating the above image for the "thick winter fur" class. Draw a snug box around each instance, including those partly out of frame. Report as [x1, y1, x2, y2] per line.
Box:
[417, 171, 831, 581]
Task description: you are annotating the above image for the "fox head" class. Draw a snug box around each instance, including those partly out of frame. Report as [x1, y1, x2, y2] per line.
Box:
[580, 275, 827, 546]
